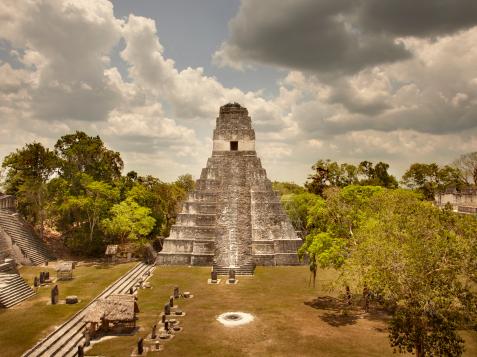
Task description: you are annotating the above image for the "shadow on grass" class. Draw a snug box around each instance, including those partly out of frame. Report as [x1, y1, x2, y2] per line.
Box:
[305, 296, 359, 326]
[320, 311, 359, 326]
[305, 296, 392, 328]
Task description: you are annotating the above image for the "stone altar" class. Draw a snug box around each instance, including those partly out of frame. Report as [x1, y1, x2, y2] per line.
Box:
[157, 103, 302, 274]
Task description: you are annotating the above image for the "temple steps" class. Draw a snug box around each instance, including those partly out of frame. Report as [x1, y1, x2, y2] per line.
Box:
[213, 262, 256, 276]
[0, 272, 35, 308]
[0, 210, 55, 265]
[0, 259, 16, 274]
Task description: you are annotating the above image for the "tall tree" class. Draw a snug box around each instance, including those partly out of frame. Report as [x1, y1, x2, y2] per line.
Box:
[281, 192, 324, 236]
[453, 152, 477, 186]
[305, 160, 359, 195]
[55, 131, 123, 186]
[1, 142, 58, 237]
[359, 161, 398, 188]
[101, 198, 156, 243]
[65, 175, 119, 242]
[175, 174, 195, 193]
[341, 190, 477, 357]
[402, 163, 465, 200]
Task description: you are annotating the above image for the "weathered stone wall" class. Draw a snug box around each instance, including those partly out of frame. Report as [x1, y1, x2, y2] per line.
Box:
[156, 103, 302, 271]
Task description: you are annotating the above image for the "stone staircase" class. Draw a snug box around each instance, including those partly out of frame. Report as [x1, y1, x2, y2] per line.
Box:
[212, 261, 256, 276]
[0, 272, 35, 308]
[0, 258, 16, 274]
[0, 210, 54, 265]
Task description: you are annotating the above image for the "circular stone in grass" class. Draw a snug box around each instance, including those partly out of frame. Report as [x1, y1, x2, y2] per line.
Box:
[217, 312, 254, 327]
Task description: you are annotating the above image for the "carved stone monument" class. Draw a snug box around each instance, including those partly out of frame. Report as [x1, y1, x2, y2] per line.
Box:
[51, 285, 59, 305]
[151, 324, 157, 339]
[164, 302, 171, 316]
[137, 337, 144, 355]
[157, 103, 302, 275]
[173, 286, 180, 299]
[228, 269, 236, 284]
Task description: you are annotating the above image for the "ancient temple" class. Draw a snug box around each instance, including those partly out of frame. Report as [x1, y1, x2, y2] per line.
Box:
[156, 103, 302, 274]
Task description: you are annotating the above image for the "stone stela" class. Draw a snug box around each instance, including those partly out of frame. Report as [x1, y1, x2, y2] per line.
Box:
[157, 103, 302, 275]
[51, 285, 59, 305]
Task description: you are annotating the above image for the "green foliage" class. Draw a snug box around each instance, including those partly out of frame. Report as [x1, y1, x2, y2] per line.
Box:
[175, 174, 195, 193]
[64, 175, 119, 242]
[296, 185, 477, 356]
[272, 181, 306, 196]
[340, 190, 476, 356]
[298, 231, 347, 269]
[359, 161, 398, 188]
[101, 198, 156, 242]
[54, 131, 123, 186]
[402, 163, 465, 200]
[305, 159, 397, 196]
[0, 132, 195, 257]
[280, 192, 324, 236]
[1, 142, 58, 237]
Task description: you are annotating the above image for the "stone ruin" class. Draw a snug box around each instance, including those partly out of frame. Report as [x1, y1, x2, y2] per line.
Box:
[157, 103, 302, 274]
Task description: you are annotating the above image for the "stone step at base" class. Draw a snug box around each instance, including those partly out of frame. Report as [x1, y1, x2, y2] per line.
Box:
[0, 273, 35, 308]
[213, 264, 256, 276]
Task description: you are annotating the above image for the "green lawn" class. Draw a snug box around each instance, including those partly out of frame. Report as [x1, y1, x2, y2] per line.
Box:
[87, 266, 477, 357]
[0, 261, 136, 357]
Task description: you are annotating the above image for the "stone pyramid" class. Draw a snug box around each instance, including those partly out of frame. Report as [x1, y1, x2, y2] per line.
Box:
[156, 103, 302, 274]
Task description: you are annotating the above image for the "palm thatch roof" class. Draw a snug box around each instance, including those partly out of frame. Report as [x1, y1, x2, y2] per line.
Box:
[84, 294, 137, 323]
[56, 261, 73, 272]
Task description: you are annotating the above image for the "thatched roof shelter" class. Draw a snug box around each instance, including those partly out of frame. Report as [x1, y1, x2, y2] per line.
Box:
[84, 294, 138, 324]
[56, 262, 73, 272]
[56, 261, 73, 280]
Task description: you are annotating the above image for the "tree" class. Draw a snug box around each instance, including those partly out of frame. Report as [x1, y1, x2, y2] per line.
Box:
[340, 190, 477, 356]
[281, 192, 324, 236]
[305, 160, 359, 195]
[1, 142, 58, 237]
[453, 152, 477, 186]
[298, 185, 384, 288]
[54, 131, 123, 186]
[272, 181, 306, 196]
[101, 198, 156, 243]
[402, 163, 465, 200]
[65, 176, 119, 242]
[174, 174, 195, 193]
[305, 159, 396, 195]
[359, 161, 398, 188]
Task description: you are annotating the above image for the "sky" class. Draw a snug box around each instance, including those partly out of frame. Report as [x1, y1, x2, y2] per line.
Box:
[1, 0, 477, 184]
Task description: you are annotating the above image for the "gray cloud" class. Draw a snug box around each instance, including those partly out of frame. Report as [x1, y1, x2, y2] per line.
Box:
[215, 0, 477, 75]
[2, 0, 477, 186]
[359, 0, 477, 37]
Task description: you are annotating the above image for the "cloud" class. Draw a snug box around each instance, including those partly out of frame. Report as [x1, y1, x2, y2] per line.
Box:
[1, 0, 477, 185]
[359, 0, 477, 37]
[214, 0, 410, 75]
[214, 0, 477, 75]
[1, 0, 123, 122]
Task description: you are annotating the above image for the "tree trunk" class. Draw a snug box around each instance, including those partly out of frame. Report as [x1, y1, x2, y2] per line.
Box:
[415, 340, 423, 357]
